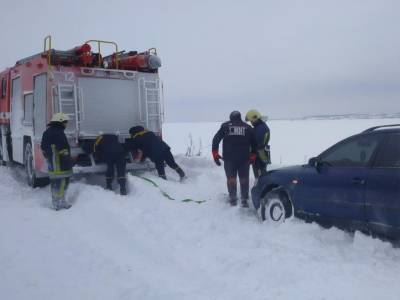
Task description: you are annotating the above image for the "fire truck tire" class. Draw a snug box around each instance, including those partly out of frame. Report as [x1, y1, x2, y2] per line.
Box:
[24, 142, 49, 188]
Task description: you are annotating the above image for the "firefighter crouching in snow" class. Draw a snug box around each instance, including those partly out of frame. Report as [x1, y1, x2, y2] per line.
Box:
[245, 109, 271, 178]
[41, 113, 73, 210]
[212, 111, 257, 207]
[126, 126, 185, 180]
[93, 134, 127, 195]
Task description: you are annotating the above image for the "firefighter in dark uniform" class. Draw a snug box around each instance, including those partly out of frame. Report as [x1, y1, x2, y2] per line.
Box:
[41, 113, 73, 210]
[94, 134, 127, 195]
[245, 109, 270, 178]
[126, 126, 185, 180]
[212, 111, 257, 207]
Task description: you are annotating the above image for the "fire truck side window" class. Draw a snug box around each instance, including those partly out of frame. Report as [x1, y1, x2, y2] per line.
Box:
[1, 78, 6, 98]
[23, 93, 34, 125]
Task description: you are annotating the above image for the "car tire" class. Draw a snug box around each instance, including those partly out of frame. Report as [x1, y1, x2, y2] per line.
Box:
[24, 142, 49, 188]
[261, 190, 293, 223]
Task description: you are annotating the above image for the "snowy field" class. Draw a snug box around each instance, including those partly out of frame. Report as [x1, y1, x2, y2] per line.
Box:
[1, 119, 400, 300]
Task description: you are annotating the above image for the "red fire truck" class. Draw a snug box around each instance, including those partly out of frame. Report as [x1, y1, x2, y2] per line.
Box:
[0, 36, 163, 186]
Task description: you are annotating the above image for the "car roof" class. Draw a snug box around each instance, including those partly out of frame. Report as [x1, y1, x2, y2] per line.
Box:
[314, 125, 397, 160]
[362, 124, 400, 133]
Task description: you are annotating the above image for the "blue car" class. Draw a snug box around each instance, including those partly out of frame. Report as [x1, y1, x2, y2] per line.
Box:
[251, 124, 400, 240]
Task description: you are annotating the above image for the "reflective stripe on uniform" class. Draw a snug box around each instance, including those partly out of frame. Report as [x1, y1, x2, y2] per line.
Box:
[263, 132, 270, 145]
[93, 136, 103, 153]
[49, 144, 72, 178]
[55, 178, 67, 198]
[258, 149, 268, 162]
[48, 170, 73, 179]
[131, 130, 148, 139]
[51, 144, 57, 172]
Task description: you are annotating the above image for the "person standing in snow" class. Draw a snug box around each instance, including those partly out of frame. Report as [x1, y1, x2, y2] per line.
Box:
[41, 113, 73, 210]
[126, 126, 185, 180]
[212, 111, 257, 207]
[93, 134, 128, 195]
[245, 109, 271, 178]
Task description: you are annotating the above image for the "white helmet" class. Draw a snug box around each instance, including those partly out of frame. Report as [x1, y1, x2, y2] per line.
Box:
[50, 112, 70, 123]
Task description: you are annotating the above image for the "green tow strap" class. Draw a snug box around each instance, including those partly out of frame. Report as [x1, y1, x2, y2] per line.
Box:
[134, 175, 206, 204]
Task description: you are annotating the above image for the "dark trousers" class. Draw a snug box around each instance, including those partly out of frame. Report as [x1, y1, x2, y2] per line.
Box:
[155, 150, 180, 177]
[224, 160, 250, 200]
[252, 158, 267, 179]
[106, 157, 126, 185]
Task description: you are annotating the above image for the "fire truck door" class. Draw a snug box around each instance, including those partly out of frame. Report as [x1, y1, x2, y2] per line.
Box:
[10, 76, 24, 163]
[33, 74, 47, 138]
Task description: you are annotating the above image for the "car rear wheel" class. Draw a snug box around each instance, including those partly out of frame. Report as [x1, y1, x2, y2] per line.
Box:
[261, 190, 293, 223]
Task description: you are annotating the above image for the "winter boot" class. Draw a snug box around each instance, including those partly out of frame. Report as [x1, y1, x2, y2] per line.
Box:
[60, 200, 72, 209]
[229, 196, 238, 206]
[118, 178, 127, 196]
[176, 167, 186, 180]
[51, 182, 63, 210]
[120, 185, 127, 196]
[106, 178, 113, 190]
[241, 199, 249, 208]
[52, 198, 62, 211]
[241, 192, 250, 208]
[159, 173, 167, 180]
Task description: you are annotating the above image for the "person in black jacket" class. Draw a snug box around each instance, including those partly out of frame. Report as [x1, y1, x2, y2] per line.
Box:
[94, 134, 127, 195]
[41, 113, 73, 210]
[126, 126, 185, 180]
[212, 111, 257, 207]
[245, 109, 271, 178]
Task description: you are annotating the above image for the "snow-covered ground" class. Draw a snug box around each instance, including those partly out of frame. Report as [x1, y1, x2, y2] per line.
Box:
[1, 119, 400, 300]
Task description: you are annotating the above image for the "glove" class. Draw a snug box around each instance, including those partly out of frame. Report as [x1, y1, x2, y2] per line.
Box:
[249, 153, 257, 164]
[212, 150, 222, 166]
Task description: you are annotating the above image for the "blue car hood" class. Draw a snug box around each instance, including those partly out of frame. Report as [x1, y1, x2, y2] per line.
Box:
[265, 165, 304, 177]
[253, 165, 305, 196]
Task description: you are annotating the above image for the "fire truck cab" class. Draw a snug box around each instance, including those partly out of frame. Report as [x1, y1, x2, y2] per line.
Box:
[0, 36, 163, 187]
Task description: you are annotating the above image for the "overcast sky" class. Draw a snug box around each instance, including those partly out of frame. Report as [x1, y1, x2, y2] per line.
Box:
[1, 0, 399, 121]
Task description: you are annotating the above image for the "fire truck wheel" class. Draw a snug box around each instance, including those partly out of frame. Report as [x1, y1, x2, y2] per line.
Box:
[24, 142, 49, 188]
[24, 142, 37, 187]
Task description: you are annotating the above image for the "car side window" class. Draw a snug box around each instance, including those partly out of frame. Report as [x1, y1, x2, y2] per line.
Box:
[319, 134, 382, 167]
[373, 133, 400, 168]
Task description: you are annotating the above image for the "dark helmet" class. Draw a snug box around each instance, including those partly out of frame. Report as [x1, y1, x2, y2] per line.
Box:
[229, 111, 242, 121]
[129, 126, 145, 136]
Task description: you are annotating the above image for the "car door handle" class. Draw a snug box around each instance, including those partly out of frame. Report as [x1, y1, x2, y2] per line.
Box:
[352, 177, 365, 185]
